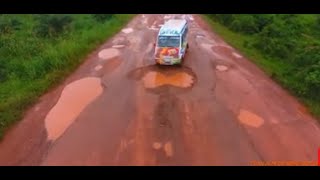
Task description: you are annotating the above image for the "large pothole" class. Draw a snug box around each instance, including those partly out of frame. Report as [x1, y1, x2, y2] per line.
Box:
[128, 65, 197, 94]
[45, 77, 103, 141]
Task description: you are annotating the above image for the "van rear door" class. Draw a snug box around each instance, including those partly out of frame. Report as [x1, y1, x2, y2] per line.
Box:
[155, 36, 180, 60]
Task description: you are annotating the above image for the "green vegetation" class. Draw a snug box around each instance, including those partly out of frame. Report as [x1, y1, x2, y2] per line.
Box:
[0, 14, 134, 138]
[204, 14, 320, 119]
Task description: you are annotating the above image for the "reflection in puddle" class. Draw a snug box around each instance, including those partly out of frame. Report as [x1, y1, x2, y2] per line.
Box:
[45, 77, 103, 141]
[142, 71, 194, 89]
[238, 109, 264, 128]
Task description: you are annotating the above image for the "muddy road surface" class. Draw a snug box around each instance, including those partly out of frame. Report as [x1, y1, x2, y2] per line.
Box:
[0, 14, 319, 166]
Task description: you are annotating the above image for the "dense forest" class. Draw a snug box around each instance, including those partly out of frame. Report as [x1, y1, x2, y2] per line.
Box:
[205, 14, 320, 118]
[0, 14, 133, 137]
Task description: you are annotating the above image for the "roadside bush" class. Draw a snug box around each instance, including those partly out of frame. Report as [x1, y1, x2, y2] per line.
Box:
[253, 14, 275, 32]
[211, 14, 235, 26]
[34, 15, 73, 38]
[92, 14, 114, 22]
[304, 64, 320, 99]
[0, 59, 7, 82]
[253, 21, 292, 59]
[293, 42, 320, 67]
[205, 14, 320, 117]
[293, 44, 320, 98]
[230, 15, 258, 34]
[0, 19, 22, 35]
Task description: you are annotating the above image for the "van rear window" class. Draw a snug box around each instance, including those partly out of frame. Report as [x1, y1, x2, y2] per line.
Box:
[157, 36, 180, 47]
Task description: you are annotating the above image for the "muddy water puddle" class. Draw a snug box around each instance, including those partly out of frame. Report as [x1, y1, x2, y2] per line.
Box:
[142, 71, 194, 89]
[98, 48, 120, 60]
[238, 109, 265, 128]
[128, 65, 197, 93]
[45, 77, 103, 141]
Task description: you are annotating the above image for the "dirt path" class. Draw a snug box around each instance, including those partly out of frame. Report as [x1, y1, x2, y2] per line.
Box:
[0, 14, 319, 166]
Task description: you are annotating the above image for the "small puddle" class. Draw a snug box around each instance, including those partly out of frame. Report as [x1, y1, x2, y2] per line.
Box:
[164, 141, 174, 157]
[152, 142, 162, 150]
[45, 77, 103, 141]
[121, 28, 133, 34]
[94, 65, 103, 71]
[112, 45, 125, 49]
[216, 65, 228, 72]
[196, 34, 205, 38]
[232, 52, 243, 59]
[98, 48, 120, 60]
[238, 109, 264, 128]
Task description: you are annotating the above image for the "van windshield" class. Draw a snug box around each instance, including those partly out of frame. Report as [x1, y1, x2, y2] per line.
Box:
[157, 36, 180, 47]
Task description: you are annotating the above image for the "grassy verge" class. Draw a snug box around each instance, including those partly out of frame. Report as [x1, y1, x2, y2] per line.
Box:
[203, 15, 320, 119]
[0, 14, 135, 138]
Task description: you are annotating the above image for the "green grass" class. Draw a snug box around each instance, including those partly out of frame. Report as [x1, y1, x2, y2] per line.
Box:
[0, 14, 135, 138]
[203, 15, 320, 120]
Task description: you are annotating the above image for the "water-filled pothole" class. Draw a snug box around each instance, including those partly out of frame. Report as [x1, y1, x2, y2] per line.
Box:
[45, 77, 103, 141]
[98, 48, 120, 60]
[128, 65, 197, 94]
[142, 71, 194, 89]
[121, 28, 134, 34]
[216, 65, 228, 72]
[238, 109, 265, 128]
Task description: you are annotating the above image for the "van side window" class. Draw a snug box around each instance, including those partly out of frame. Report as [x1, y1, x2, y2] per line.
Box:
[182, 27, 188, 45]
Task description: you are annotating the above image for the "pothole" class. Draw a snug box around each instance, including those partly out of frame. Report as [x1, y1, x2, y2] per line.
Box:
[98, 48, 120, 60]
[152, 142, 162, 150]
[216, 65, 228, 72]
[142, 71, 194, 89]
[45, 77, 103, 141]
[196, 34, 205, 38]
[127, 65, 197, 94]
[164, 141, 174, 157]
[121, 28, 133, 34]
[94, 65, 103, 71]
[112, 45, 125, 49]
[232, 52, 243, 58]
[238, 109, 264, 128]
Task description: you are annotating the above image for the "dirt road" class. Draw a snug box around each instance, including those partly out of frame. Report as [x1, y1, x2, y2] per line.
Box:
[0, 14, 319, 166]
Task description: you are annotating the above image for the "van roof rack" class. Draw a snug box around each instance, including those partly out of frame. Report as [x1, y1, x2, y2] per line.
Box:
[159, 19, 187, 36]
